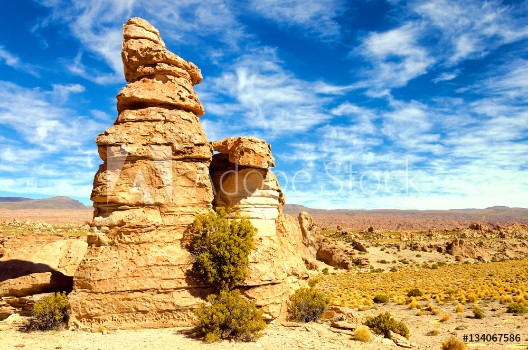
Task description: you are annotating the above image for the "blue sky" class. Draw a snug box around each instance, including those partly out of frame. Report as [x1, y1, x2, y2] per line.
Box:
[0, 0, 527, 209]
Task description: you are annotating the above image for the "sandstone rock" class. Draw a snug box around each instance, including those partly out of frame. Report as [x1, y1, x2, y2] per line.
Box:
[117, 75, 204, 115]
[322, 305, 364, 324]
[299, 211, 319, 258]
[316, 238, 358, 270]
[0, 313, 26, 331]
[0, 239, 87, 279]
[445, 239, 490, 261]
[352, 239, 368, 253]
[0, 272, 71, 298]
[69, 17, 214, 329]
[212, 137, 275, 169]
[122, 18, 202, 84]
[389, 330, 414, 348]
[330, 320, 356, 330]
[69, 17, 319, 329]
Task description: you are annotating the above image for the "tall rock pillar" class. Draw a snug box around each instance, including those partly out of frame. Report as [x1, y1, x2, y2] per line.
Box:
[69, 18, 213, 329]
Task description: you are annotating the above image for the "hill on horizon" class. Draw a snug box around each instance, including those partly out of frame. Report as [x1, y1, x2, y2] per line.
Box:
[284, 203, 528, 230]
[0, 196, 89, 210]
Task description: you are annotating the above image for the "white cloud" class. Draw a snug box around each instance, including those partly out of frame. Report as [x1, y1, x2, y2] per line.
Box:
[0, 46, 20, 67]
[433, 70, 460, 83]
[0, 81, 106, 199]
[246, 0, 343, 38]
[35, 0, 246, 83]
[412, 0, 528, 64]
[199, 48, 347, 138]
[359, 23, 435, 89]
[52, 83, 85, 104]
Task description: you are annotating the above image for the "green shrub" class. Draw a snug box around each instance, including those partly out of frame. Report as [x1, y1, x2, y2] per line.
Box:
[441, 336, 467, 350]
[25, 292, 69, 331]
[506, 302, 528, 315]
[373, 294, 389, 304]
[473, 306, 485, 319]
[193, 289, 265, 343]
[189, 208, 256, 291]
[364, 312, 410, 339]
[407, 288, 423, 297]
[288, 287, 329, 322]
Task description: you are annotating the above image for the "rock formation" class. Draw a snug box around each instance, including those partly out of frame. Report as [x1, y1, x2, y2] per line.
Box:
[210, 137, 313, 318]
[0, 235, 87, 320]
[69, 18, 318, 329]
[68, 17, 214, 329]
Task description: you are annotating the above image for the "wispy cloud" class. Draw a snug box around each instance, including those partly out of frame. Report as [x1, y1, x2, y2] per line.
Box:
[0, 80, 108, 198]
[246, 0, 344, 39]
[359, 23, 435, 90]
[0, 45, 40, 76]
[0, 46, 20, 67]
[433, 69, 460, 83]
[411, 0, 528, 64]
[199, 47, 347, 138]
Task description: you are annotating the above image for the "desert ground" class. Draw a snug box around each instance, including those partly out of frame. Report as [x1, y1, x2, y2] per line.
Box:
[1, 208, 527, 349]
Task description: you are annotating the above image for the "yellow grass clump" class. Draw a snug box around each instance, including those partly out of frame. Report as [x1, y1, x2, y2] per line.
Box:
[354, 325, 373, 342]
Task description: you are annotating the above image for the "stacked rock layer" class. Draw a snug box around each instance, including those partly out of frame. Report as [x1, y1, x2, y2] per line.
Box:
[68, 18, 214, 329]
[210, 137, 312, 318]
[70, 18, 317, 329]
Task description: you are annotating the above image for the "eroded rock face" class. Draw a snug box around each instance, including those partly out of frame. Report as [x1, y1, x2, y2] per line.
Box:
[0, 236, 87, 319]
[69, 18, 318, 329]
[210, 137, 312, 319]
[68, 18, 214, 329]
[212, 137, 275, 169]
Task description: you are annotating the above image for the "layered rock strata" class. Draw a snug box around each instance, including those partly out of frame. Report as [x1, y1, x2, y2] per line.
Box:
[210, 137, 312, 318]
[69, 18, 214, 329]
[69, 18, 317, 329]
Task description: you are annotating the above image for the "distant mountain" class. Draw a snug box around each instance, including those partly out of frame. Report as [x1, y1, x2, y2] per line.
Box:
[0, 197, 32, 203]
[0, 196, 89, 210]
[283, 204, 528, 222]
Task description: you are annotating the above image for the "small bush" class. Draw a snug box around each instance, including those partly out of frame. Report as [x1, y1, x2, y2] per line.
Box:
[288, 287, 329, 322]
[441, 336, 467, 350]
[428, 329, 441, 336]
[455, 304, 464, 314]
[322, 268, 329, 275]
[373, 294, 389, 304]
[473, 307, 485, 319]
[409, 298, 420, 309]
[354, 325, 373, 342]
[364, 312, 410, 339]
[189, 208, 257, 291]
[193, 289, 265, 343]
[25, 292, 69, 331]
[407, 288, 423, 297]
[506, 302, 528, 315]
[440, 313, 450, 323]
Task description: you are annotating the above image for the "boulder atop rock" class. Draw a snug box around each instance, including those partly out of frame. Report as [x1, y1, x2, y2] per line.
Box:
[212, 137, 275, 169]
[122, 17, 202, 85]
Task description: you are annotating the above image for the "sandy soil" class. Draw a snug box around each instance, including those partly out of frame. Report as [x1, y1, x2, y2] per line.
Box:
[0, 209, 93, 226]
[1, 302, 527, 350]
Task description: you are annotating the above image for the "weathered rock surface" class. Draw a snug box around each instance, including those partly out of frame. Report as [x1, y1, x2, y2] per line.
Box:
[69, 17, 214, 329]
[0, 239, 87, 280]
[212, 137, 275, 169]
[445, 239, 490, 261]
[68, 17, 318, 330]
[0, 236, 87, 318]
[210, 137, 313, 319]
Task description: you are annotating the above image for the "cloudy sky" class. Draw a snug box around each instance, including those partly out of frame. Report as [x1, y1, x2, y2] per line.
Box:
[0, 0, 527, 209]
